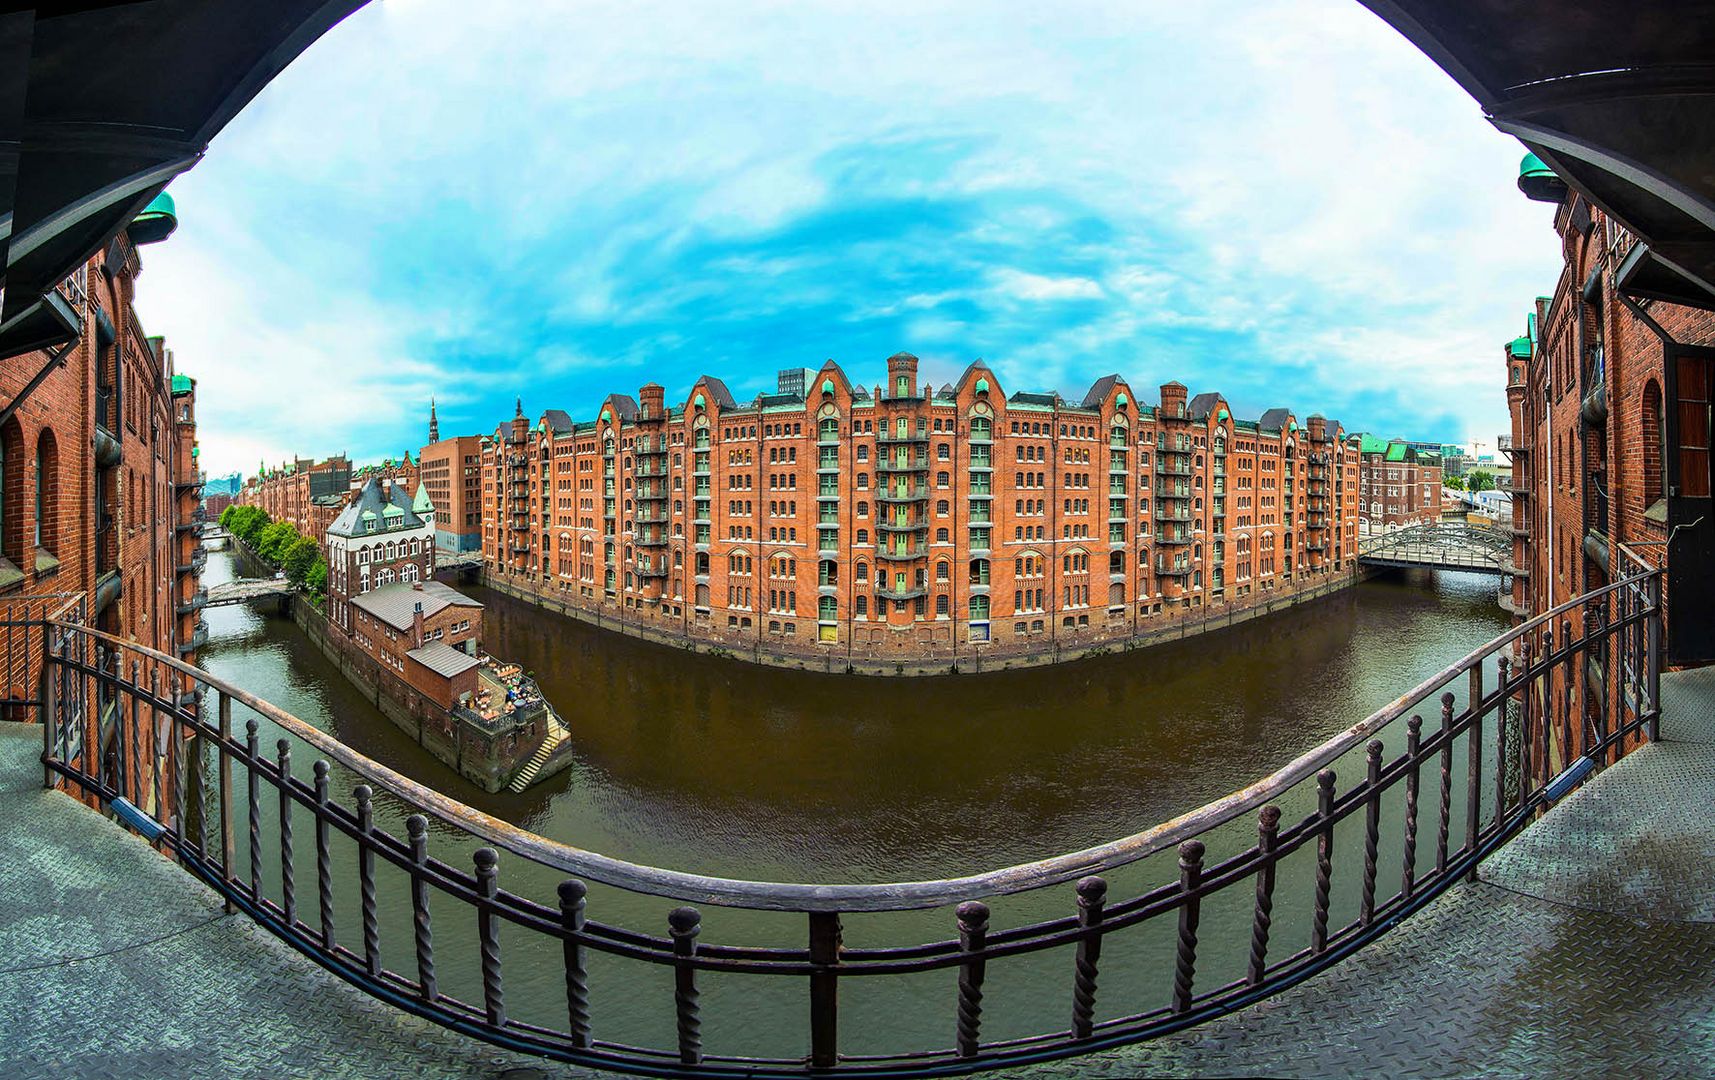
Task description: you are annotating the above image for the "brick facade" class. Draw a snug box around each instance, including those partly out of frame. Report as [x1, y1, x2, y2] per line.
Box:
[479, 358, 1359, 665]
[1357, 439, 1444, 532]
[418, 434, 483, 553]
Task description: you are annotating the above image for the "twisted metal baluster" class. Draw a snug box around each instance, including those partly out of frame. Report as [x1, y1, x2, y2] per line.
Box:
[1435, 692, 1454, 875]
[474, 847, 505, 1027]
[355, 785, 380, 976]
[1246, 805, 1281, 985]
[1171, 840, 1205, 1013]
[1310, 769, 1336, 954]
[277, 739, 296, 929]
[955, 900, 989, 1057]
[669, 906, 703, 1065]
[313, 760, 335, 949]
[246, 719, 261, 900]
[1359, 740, 1383, 926]
[1069, 876, 1106, 1038]
[559, 879, 591, 1048]
[1401, 716, 1422, 900]
[406, 815, 437, 1002]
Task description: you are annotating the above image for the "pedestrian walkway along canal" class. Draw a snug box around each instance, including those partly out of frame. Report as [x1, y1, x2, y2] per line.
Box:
[181, 543, 1517, 1062]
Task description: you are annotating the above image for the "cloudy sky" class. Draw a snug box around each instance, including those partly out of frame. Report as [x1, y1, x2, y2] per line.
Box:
[134, 0, 1563, 478]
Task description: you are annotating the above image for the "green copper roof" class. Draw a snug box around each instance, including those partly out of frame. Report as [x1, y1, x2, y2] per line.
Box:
[1527, 312, 1539, 346]
[170, 373, 193, 396]
[130, 191, 178, 245]
[693, 393, 705, 408]
[1517, 152, 1568, 203]
[1519, 152, 1553, 181]
[413, 482, 434, 514]
[1508, 335, 1532, 358]
[975, 377, 989, 393]
[1385, 441, 1407, 462]
[1359, 433, 1388, 455]
[1115, 392, 1127, 407]
[1216, 408, 1229, 422]
[360, 509, 377, 521]
[600, 408, 611, 422]
[821, 378, 835, 394]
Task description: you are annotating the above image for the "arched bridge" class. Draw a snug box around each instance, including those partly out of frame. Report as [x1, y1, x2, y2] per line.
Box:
[1358, 522, 1515, 575]
[205, 578, 293, 608]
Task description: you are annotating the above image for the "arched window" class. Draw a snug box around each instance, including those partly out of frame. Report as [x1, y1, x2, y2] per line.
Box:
[0, 419, 22, 564]
[1643, 379, 1665, 508]
[33, 429, 57, 555]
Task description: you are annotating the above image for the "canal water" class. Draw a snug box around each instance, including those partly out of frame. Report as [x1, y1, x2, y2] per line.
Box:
[197, 541, 1508, 1059]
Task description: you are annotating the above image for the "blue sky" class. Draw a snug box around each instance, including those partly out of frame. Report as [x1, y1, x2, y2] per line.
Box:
[134, 0, 1564, 478]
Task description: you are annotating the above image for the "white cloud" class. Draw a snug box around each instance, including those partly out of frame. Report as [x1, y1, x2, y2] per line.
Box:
[990, 270, 1105, 302]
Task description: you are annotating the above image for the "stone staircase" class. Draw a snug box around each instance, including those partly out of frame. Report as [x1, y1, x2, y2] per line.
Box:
[507, 709, 570, 793]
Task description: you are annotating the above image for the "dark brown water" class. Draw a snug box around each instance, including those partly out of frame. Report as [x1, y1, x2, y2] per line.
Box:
[197, 543, 1509, 1057]
[202, 545, 1504, 883]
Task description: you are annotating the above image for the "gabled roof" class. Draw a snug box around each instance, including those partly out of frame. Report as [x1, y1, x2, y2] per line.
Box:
[694, 378, 738, 409]
[1080, 374, 1120, 408]
[327, 476, 430, 538]
[352, 581, 482, 633]
[542, 409, 576, 434]
[1188, 392, 1221, 420]
[1259, 408, 1291, 432]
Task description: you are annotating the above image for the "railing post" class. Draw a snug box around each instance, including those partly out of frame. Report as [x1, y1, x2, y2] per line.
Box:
[355, 784, 380, 977]
[1495, 654, 1511, 825]
[277, 739, 296, 929]
[1435, 693, 1453, 875]
[1560, 618, 1575, 769]
[1246, 806, 1280, 986]
[218, 692, 235, 913]
[172, 692, 188, 861]
[1466, 665, 1483, 881]
[1401, 717, 1422, 901]
[313, 761, 336, 949]
[1311, 768, 1336, 953]
[558, 879, 590, 1049]
[808, 910, 842, 1068]
[1518, 639, 1534, 809]
[1359, 741, 1382, 926]
[246, 718, 262, 901]
[669, 906, 703, 1065]
[474, 847, 506, 1028]
[1172, 840, 1205, 1014]
[1647, 571, 1663, 742]
[39, 630, 56, 790]
[406, 815, 437, 1003]
[954, 900, 989, 1057]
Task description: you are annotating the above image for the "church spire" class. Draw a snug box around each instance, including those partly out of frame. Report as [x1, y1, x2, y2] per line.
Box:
[515, 396, 523, 420]
[428, 396, 439, 443]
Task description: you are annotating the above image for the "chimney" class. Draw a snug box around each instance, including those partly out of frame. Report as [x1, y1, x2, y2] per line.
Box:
[412, 600, 424, 648]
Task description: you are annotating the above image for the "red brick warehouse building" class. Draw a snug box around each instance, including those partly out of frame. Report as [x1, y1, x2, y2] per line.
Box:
[1357, 436, 1444, 533]
[481, 354, 1360, 670]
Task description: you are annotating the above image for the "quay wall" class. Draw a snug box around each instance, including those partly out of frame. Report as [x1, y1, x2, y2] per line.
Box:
[230, 541, 534, 792]
[476, 566, 1361, 677]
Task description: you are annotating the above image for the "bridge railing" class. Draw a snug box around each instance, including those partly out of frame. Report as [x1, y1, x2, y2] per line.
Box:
[33, 567, 1661, 1077]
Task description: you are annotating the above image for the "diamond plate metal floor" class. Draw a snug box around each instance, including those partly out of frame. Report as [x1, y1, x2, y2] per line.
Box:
[6, 666, 1715, 1080]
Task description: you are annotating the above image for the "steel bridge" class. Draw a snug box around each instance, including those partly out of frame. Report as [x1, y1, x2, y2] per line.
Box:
[1358, 522, 1515, 576]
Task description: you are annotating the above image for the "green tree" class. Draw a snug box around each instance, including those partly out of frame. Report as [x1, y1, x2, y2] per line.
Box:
[305, 557, 328, 596]
[1467, 470, 1496, 493]
[256, 520, 297, 564]
[1444, 474, 1465, 491]
[282, 535, 319, 585]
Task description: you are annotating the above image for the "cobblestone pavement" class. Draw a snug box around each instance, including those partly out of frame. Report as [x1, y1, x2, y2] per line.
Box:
[5, 672, 1715, 1080]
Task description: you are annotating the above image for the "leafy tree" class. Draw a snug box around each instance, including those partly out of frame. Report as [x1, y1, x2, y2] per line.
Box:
[305, 557, 328, 596]
[282, 536, 320, 585]
[256, 520, 297, 564]
[1444, 474, 1465, 491]
[1467, 470, 1496, 493]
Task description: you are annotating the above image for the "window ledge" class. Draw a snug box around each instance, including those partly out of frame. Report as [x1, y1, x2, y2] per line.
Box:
[33, 548, 60, 579]
[0, 558, 23, 594]
[1644, 499, 1669, 527]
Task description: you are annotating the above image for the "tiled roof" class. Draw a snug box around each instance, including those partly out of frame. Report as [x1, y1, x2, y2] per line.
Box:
[351, 581, 481, 632]
[328, 476, 429, 538]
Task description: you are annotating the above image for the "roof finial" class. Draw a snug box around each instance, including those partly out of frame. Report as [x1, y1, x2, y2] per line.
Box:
[428, 396, 439, 443]
[515, 396, 523, 419]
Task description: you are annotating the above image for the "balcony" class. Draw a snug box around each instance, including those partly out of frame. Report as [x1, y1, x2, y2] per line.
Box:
[1154, 559, 1191, 576]
[635, 462, 669, 478]
[633, 531, 669, 548]
[1154, 460, 1193, 478]
[1499, 435, 1528, 456]
[877, 432, 930, 446]
[1153, 508, 1191, 523]
[877, 586, 926, 602]
[176, 588, 208, 616]
[879, 520, 928, 534]
[877, 545, 928, 562]
[879, 486, 929, 503]
[634, 561, 669, 579]
[1497, 590, 1529, 617]
[176, 620, 209, 656]
[877, 457, 930, 474]
[1155, 532, 1192, 546]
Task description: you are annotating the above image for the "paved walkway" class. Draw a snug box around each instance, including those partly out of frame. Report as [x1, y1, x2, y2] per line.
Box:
[4, 672, 1715, 1079]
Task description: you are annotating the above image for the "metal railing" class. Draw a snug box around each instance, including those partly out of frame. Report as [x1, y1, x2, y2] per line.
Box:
[32, 565, 1661, 1078]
